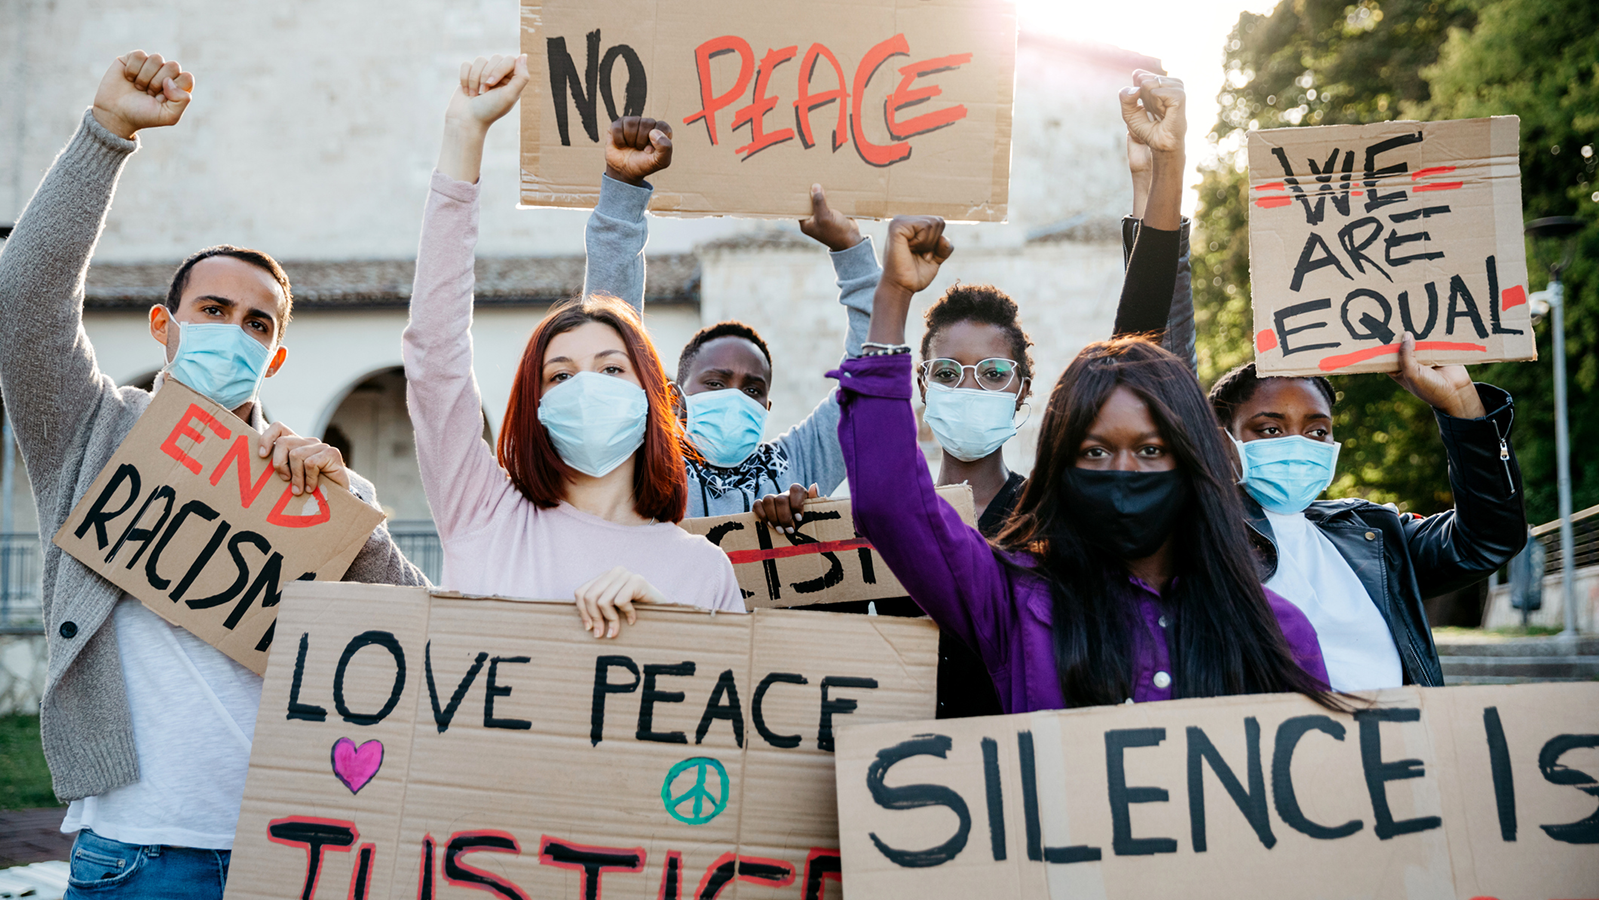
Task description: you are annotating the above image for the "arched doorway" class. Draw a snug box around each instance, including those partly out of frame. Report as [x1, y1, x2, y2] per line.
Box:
[321, 368, 490, 584]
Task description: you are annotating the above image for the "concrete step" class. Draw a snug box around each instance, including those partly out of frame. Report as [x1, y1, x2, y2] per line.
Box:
[1434, 635, 1599, 657]
[1441, 655, 1599, 679]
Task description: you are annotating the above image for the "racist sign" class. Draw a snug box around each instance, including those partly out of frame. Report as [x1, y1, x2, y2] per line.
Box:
[518, 0, 1017, 220]
[682, 486, 975, 609]
[1247, 117, 1536, 376]
[224, 582, 938, 900]
[835, 683, 1599, 899]
[53, 380, 386, 674]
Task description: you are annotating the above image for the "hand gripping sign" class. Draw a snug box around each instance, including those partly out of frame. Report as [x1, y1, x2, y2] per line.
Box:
[1247, 117, 1537, 376]
[222, 583, 938, 900]
[519, 0, 1018, 220]
[835, 683, 1599, 900]
[53, 380, 385, 674]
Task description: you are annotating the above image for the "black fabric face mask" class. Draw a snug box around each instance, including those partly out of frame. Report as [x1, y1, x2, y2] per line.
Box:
[1062, 468, 1190, 559]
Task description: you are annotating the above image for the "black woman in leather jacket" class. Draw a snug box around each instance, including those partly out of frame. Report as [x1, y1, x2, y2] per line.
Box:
[1209, 334, 1525, 688]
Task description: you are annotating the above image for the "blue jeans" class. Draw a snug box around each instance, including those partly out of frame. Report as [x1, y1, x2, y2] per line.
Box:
[65, 829, 230, 900]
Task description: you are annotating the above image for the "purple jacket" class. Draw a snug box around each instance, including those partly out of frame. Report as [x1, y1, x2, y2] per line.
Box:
[834, 353, 1329, 714]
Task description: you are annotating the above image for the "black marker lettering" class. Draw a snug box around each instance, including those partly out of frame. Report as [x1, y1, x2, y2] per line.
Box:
[1355, 708, 1442, 839]
[1537, 733, 1599, 844]
[636, 661, 694, 744]
[752, 672, 807, 748]
[425, 643, 488, 734]
[818, 676, 877, 752]
[1273, 715, 1363, 839]
[74, 464, 140, 550]
[590, 655, 640, 746]
[866, 734, 970, 867]
[547, 31, 601, 145]
[332, 631, 407, 727]
[1105, 728, 1177, 856]
[1482, 706, 1516, 841]
[694, 668, 745, 747]
[1275, 298, 1340, 357]
[1446, 273, 1489, 338]
[981, 737, 1007, 861]
[484, 656, 533, 730]
[1018, 730, 1100, 863]
[286, 632, 327, 722]
[1187, 719, 1275, 852]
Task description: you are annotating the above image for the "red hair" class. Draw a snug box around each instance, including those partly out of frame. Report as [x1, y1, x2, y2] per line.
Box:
[497, 294, 690, 522]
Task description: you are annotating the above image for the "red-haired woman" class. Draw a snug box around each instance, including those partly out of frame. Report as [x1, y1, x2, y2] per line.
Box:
[402, 54, 744, 635]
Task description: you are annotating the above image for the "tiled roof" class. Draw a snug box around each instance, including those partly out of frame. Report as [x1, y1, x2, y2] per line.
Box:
[81, 253, 700, 311]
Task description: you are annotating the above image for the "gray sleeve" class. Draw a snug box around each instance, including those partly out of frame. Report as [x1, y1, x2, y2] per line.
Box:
[833, 236, 880, 360]
[339, 468, 431, 587]
[768, 239, 879, 496]
[0, 111, 133, 481]
[581, 173, 655, 313]
[1121, 215, 1196, 375]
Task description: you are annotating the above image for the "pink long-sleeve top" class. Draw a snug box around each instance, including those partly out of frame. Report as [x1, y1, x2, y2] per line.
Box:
[401, 171, 745, 611]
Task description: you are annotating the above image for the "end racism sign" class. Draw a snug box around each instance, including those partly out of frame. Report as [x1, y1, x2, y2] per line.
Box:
[835, 683, 1599, 899]
[1247, 117, 1536, 376]
[53, 381, 385, 674]
[682, 486, 975, 609]
[518, 0, 1017, 220]
[224, 583, 937, 900]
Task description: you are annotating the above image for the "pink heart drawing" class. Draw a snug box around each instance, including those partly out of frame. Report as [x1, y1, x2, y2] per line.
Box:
[330, 738, 383, 795]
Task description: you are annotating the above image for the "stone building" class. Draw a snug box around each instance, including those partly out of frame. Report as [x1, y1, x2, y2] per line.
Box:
[0, 0, 1160, 708]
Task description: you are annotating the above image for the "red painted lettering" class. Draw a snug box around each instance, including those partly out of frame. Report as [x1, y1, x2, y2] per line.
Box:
[793, 44, 849, 151]
[885, 53, 971, 140]
[683, 36, 755, 146]
[267, 485, 332, 529]
[850, 34, 912, 167]
[161, 404, 231, 475]
[731, 46, 799, 158]
[210, 435, 278, 508]
[267, 816, 357, 900]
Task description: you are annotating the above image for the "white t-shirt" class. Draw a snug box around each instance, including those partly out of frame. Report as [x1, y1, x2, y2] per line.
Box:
[1262, 510, 1404, 692]
[61, 594, 262, 849]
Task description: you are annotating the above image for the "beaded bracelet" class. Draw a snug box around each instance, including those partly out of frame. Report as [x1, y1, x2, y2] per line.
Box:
[860, 341, 913, 356]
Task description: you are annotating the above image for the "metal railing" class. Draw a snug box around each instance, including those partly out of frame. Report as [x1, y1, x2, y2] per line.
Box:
[388, 520, 444, 586]
[0, 532, 43, 631]
[1533, 503, 1599, 573]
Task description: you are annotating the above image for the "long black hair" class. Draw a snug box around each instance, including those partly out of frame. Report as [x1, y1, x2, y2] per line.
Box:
[997, 338, 1333, 708]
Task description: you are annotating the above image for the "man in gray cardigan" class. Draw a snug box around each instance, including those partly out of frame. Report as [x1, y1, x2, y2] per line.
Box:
[0, 51, 426, 896]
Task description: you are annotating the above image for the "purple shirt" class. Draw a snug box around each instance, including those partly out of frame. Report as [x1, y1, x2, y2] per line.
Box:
[833, 353, 1329, 714]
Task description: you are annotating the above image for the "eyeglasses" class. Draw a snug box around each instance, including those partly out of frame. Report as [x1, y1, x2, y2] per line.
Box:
[919, 358, 1022, 392]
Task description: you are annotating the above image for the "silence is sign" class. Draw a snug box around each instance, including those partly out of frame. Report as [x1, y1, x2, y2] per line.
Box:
[224, 583, 938, 900]
[1247, 117, 1536, 376]
[835, 684, 1599, 899]
[518, 0, 1017, 221]
[52, 380, 385, 674]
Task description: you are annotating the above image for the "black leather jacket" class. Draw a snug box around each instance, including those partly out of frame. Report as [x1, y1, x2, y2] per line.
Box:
[1243, 384, 1526, 687]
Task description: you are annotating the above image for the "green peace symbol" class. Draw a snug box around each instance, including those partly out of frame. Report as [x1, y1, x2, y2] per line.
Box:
[661, 756, 730, 825]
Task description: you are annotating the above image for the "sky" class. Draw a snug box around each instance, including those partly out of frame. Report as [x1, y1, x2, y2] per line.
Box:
[1017, 0, 1281, 213]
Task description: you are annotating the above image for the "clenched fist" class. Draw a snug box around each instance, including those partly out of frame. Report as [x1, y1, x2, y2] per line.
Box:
[1119, 68, 1186, 156]
[881, 216, 953, 296]
[93, 51, 194, 140]
[604, 116, 673, 186]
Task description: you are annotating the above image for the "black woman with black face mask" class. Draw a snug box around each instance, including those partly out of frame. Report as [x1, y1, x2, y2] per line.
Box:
[832, 209, 1334, 712]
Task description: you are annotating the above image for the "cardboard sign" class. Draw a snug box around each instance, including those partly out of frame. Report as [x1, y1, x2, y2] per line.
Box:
[682, 485, 975, 609]
[1247, 118, 1536, 376]
[53, 381, 385, 674]
[518, 0, 1017, 221]
[835, 683, 1599, 899]
[225, 582, 938, 900]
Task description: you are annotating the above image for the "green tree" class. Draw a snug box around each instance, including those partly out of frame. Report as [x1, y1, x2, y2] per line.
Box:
[1193, 0, 1599, 521]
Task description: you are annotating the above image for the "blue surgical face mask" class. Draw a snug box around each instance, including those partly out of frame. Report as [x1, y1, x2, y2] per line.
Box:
[537, 372, 650, 478]
[685, 388, 768, 468]
[1232, 434, 1341, 515]
[165, 322, 274, 411]
[923, 383, 1019, 462]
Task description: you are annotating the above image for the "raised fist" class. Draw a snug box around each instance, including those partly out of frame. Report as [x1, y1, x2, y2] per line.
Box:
[798, 184, 861, 253]
[1119, 68, 1186, 155]
[605, 117, 673, 186]
[92, 51, 194, 140]
[446, 54, 530, 132]
[881, 216, 953, 296]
